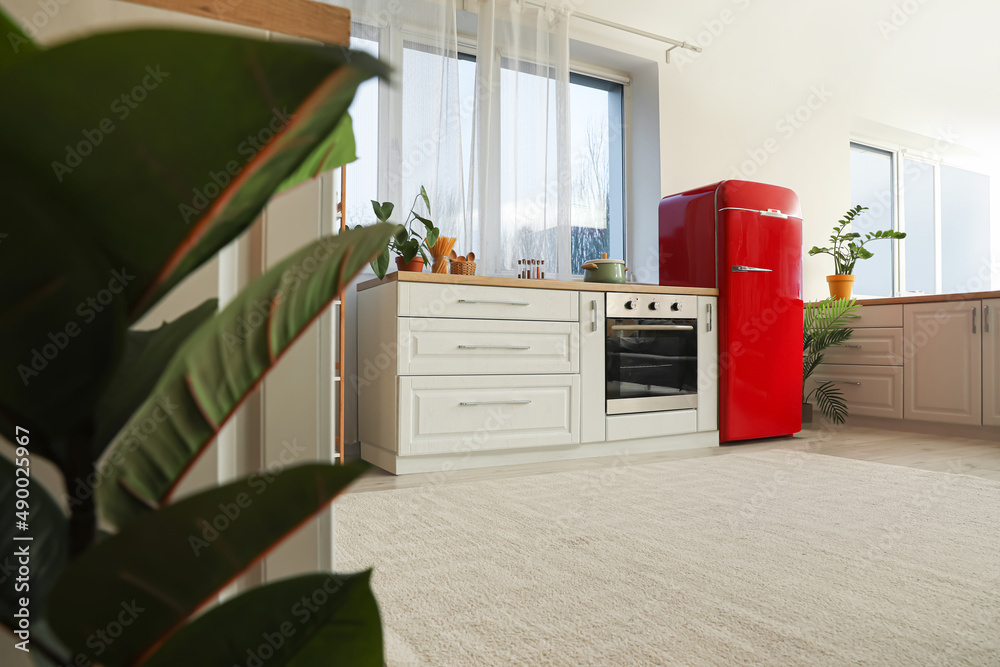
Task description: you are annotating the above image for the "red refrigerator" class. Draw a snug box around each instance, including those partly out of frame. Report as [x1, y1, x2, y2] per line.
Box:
[658, 180, 803, 443]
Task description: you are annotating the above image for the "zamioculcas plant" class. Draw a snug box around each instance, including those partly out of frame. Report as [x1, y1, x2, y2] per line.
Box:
[803, 297, 861, 424]
[0, 8, 397, 665]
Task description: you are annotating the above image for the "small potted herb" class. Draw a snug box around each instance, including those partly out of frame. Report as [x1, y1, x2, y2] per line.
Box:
[808, 205, 906, 299]
[365, 186, 439, 279]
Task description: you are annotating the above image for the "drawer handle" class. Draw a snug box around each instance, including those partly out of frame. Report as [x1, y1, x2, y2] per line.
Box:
[842, 344, 862, 349]
[457, 299, 530, 306]
[707, 303, 713, 332]
[986, 305, 991, 333]
[815, 379, 861, 385]
[457, 344, 531, 350]
[459, 400, 532, 406]
[973, 307, 977, 334]
[611, 324, 694, 331]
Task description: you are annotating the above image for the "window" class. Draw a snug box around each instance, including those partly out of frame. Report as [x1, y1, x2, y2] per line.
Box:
[569, 73, 625, 274]
[347, 21, 627, 277]
[849, 141, 992, 297]
[344, 29, 380, 228]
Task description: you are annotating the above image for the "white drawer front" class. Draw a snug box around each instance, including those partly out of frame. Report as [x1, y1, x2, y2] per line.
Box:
[853, 304, 902, 328]
[399, 375, 580, 456]
[821, 328, 903, 366]
[811, 364, 902, 419]
[399, 282, 578, 321]
[606, 409, 698, 442]
[398, 318, 578, 375]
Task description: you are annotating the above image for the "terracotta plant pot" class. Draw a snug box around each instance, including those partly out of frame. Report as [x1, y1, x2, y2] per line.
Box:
[827, 274, 855, 300]
[395, 256, 425, 273]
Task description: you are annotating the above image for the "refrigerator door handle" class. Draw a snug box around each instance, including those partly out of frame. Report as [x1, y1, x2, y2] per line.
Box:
[760, 208, 789, 219]
[732, 265, 773, 273]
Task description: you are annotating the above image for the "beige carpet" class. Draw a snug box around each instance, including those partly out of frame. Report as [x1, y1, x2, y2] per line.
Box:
[335, 451, 1000, 665]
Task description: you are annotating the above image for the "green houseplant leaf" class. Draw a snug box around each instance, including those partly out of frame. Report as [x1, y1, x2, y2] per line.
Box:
[48, 462, 368, 667]
[140, 572, 382, 667]
[0, 206, 126, 467]
[97, 223, 396, 529]
[0, 29, 388, 324]
[276, 113, 357, 195]
[0, 7, 39, 69]
[0, 453, 68, 655]
[91, 299, 218, 457]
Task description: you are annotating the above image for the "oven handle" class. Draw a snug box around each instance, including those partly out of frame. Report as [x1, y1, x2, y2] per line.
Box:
[610, 324, 695, 331]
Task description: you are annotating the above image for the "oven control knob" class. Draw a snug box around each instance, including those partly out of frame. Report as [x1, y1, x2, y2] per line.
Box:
[649, 301, 661, 311]
[670, 302, 681, 311]
[625, 298, 638, 310]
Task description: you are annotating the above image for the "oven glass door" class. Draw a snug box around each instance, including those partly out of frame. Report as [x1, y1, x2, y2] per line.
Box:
[606, 318, 698, 414]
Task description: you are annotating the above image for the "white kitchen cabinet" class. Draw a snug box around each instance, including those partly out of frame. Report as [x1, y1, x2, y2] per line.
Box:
[984, 298, 1000, 427]
[358, 274, 720, 474]
[398, 318, 578, 376]
[903, 300, 982, 425]
[697, 296, 719, 432]
[398, 375, 580, 456]
[579, 293, 606, 443]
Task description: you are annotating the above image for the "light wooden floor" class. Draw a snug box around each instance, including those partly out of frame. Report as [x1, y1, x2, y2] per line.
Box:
[349, 424, 1000, 493]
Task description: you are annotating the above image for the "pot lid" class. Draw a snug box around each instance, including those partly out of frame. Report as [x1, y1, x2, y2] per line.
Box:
[584, 252, 624, 265]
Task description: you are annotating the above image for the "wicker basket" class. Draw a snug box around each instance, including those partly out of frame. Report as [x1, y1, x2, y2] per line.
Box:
[450, 260, 476, 275]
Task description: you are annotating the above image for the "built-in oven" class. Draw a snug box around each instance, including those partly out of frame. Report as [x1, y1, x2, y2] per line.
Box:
[606, 293, 698, 415]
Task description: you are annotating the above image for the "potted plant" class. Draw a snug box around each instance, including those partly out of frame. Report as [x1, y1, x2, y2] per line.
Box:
[803, 297, 860, 424]
[368, 186, 440, 278]
[0, 10, 393, 665]
[808, 205, 906, 299]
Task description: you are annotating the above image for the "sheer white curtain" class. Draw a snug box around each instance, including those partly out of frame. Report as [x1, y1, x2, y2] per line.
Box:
[471, 0, 572, 276]
[341, 0, 573, 276]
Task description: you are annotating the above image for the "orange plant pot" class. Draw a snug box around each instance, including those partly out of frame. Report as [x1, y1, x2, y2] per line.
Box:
[395, 256, 425, 272]
[827, 274, 855, 300]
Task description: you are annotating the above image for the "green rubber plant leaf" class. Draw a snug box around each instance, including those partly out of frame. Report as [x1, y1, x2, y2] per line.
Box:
[0, 178, 126, 467]
[91, 299, 219, 460]
[0, 6, 39, 69]
[276, 113, 357, 195]
[140, 572, 382, 667]
[47, 462, 369, 667]
[97, 223, 397, 529]
[0, 29, 388, 325]
[0, 453, 69, 660]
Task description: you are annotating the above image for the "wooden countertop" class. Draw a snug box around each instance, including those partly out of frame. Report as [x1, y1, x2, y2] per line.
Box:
[852, 290, 1000, 306]
[356, 271, 719, 296]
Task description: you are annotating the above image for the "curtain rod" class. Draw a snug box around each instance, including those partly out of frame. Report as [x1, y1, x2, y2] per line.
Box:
[521, 1, 703, 63]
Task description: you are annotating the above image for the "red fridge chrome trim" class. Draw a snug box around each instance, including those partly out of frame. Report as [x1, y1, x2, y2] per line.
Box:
[659, 180, 804, 443]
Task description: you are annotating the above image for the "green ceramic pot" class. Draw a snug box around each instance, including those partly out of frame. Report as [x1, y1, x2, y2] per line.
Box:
[580, 253, 627, 283]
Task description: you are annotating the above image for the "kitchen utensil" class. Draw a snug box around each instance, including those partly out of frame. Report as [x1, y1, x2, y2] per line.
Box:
[467, 251, 475, 261]
[580, 252, 627, 283]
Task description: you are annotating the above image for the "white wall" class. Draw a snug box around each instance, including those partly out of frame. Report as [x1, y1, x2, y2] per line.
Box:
[572, 0, 1000, 298]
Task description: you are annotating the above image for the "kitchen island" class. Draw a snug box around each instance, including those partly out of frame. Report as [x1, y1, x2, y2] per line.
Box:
[357, 272, 719, 474]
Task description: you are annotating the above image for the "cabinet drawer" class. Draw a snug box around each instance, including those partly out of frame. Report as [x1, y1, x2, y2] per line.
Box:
[821, 328, 903, 366]
[853, 304, 902, 328]
[398, 375, 580, 456]
[606, 410, 697, 442]
[811, 364, 902, 419]
[398, 282, 578, 321]
[398, 318, 577, 375]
